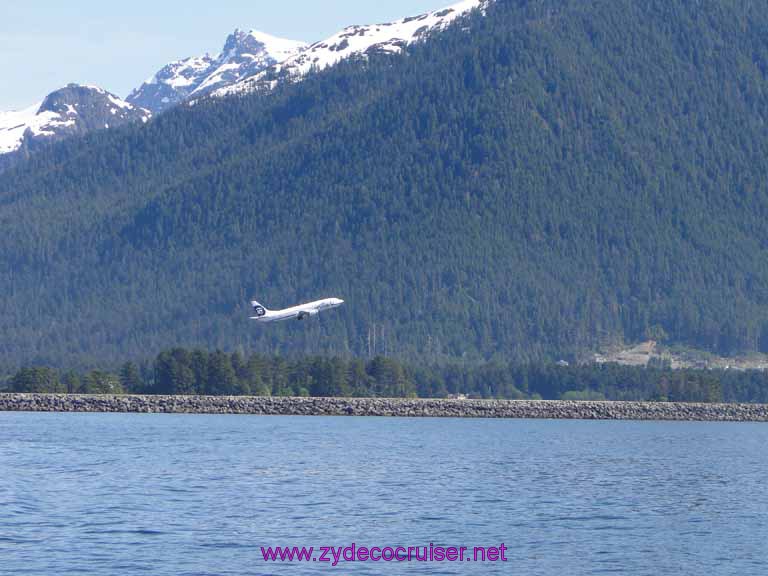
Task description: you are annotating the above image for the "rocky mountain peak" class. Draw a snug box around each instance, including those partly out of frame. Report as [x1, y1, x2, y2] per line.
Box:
[127, 29, 307, 113]
[0, 84, 149, 167]
[212, 0, 489, 98]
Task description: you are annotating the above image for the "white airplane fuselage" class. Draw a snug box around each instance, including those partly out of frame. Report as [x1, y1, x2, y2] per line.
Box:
[250, 298, 344, 322]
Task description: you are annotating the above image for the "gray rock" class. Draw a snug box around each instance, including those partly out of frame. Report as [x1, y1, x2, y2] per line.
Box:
[1, 394, 768, 422]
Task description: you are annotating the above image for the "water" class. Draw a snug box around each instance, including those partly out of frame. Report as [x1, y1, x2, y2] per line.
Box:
[0, 414, 766, 575]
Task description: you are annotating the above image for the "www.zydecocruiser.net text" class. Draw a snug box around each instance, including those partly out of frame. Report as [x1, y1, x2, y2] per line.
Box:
[260, 543, 509, 566]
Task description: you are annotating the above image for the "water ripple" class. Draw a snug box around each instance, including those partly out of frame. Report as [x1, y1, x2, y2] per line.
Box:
[0, 414, 766, 575]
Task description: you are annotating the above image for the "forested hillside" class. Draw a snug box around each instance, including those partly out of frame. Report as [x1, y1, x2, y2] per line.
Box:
[2, 0, 768, 366]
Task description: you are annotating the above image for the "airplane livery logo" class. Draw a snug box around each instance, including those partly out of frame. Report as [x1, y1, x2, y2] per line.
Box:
[253, 306, 266, 317]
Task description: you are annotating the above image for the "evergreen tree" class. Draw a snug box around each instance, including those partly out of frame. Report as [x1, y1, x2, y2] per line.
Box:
[119, 362, 144, 393]
[206, 351, 238, 396]
[11, 368, 64, 394]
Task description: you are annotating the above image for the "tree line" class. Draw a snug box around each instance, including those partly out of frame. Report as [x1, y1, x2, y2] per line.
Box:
[3, 349, 768, 403]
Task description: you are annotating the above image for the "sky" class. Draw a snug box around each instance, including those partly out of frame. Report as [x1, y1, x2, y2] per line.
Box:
[0, 0, 456, 110]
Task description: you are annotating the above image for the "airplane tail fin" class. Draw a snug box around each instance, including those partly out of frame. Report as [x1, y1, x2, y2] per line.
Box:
[250, 300, 268, 318]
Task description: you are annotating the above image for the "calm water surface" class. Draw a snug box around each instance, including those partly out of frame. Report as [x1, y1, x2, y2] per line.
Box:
[0, 413, 766, 575]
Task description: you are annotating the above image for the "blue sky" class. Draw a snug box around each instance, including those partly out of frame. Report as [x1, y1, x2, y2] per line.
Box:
[0, 0, 455, 110]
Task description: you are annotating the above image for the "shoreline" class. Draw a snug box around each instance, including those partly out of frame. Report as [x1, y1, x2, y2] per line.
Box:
[1, 394, 768, 421]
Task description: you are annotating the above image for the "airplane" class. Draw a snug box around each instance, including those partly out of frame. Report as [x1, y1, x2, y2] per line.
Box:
[250, 297, 345, 322]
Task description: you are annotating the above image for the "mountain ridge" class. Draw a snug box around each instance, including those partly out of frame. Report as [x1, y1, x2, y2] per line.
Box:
[2, 0, 768, 366]
[0, 84, 149, 168]
[212, 0, 489, 98]
[127, 29, 307, 113]
[0, 0, 487, 162]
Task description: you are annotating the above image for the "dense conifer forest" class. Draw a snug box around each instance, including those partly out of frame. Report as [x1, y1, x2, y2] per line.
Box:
[2, 0, 768, 366]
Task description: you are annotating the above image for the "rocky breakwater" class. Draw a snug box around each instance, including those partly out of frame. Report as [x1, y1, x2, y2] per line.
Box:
[1, 394, 768, 421]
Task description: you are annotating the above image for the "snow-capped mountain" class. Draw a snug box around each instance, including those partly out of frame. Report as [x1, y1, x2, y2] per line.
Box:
[124, 55, 216, 115]
[127, 30, 306, 113]
[213, 0, 488, 98]
[1, 0, 486, 167]
[0, 84, 150, 158]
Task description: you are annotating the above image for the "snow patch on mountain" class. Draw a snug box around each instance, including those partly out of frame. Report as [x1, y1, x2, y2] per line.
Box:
[127, 30, 306, 113]
[213, 0, 488, 98]
[0, 85, 150, 157]
[2, 0, 488, 161]
[0, 103, 53, 154]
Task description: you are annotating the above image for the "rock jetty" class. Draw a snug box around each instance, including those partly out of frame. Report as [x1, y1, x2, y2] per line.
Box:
[1, 394, 767, 421]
